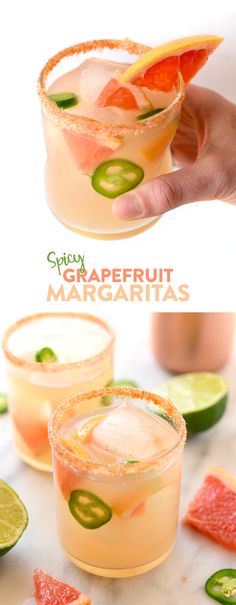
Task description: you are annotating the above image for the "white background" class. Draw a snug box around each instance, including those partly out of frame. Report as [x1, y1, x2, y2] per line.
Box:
[0, 0, 236, 343]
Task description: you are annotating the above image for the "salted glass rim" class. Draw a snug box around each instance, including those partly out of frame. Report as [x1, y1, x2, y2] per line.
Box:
[38, 38, 185, 138]
[48, 387, 186, 476]
[2, 312, 114, 372]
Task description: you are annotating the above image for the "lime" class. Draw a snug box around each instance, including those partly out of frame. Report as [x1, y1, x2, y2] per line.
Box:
[0, 393, 8, 414]
[0, 479, 28, 556]
[156, 372, 228, 433]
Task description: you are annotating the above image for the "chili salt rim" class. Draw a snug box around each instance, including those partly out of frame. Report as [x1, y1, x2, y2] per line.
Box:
[2, 312, 114, 372]
[48, 387, 186, 476]
[37, 38, 185, 139]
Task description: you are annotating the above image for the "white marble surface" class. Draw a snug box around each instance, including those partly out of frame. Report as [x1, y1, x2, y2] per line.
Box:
[1, 312, 236, 605]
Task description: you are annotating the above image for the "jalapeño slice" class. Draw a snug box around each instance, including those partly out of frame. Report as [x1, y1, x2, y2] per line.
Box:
[107, 379, 139, 388]
[121, 460, 139, 465]
[137, 107, 165, 120]
[0, 393, 8, 414]
[35, 347, 58, 363]
[91, 159, 144, 199]
[205, 569, 236, 604]
[69, 489, 112, 529]
[48, 92, 78, 109]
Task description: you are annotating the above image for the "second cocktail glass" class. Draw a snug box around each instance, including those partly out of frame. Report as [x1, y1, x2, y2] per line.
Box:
[38, 39, 184, 239]
[2, 313, 114, 472]
[49, 387, 186, 577]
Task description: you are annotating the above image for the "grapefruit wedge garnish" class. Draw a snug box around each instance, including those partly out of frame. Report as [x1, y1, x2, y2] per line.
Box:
[97, 78, 151, 110]
[183, 467, 236, 551]
[96, 35, 223, 108]
[34, 569, 91, 605]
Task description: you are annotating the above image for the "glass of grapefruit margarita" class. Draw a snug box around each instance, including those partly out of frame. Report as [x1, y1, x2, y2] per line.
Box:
[48, 387, 186, 577]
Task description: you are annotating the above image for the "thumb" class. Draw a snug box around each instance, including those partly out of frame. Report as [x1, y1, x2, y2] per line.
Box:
[112, 158, 215, 219]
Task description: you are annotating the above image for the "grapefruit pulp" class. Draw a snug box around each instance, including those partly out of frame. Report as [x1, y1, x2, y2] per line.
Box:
[34, 569, 91, 605]
[183, 467, 236, 551]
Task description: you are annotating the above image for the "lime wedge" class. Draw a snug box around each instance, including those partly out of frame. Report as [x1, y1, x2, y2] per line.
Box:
[156, 372, 228, 433]
[48, 92, 78, 109]
[0, 480, 28, 556]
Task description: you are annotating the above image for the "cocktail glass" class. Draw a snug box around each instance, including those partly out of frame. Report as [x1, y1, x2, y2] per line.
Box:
[38, 40, 185, 239]
[48, 387, 186, 577]
[2, 313, 114, 472]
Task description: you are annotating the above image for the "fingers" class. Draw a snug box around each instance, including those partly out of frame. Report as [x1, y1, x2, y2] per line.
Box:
[112, 158, 216, 219]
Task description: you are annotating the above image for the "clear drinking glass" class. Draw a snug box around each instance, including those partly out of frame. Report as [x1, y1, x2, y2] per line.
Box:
[2, 313, 114, 472]
[38, 39, 185, 239]
[48, 387, 186, 577]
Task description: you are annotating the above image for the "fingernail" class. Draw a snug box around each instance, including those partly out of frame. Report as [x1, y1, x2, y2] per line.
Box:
[112, 194, 144, 220]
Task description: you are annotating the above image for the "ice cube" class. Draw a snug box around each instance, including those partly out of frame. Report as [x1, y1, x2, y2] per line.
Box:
[75, 58, 130, 104]
[92, 402, 176, 460]
[48, 58, 130, 105]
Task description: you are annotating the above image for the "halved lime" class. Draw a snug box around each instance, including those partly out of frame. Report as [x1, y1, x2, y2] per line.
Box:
[156, 372, 228, 433]
[0, 479, 28, 556]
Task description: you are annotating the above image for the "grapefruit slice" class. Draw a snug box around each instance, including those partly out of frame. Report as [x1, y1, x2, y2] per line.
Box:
[34, 569, 91, 605]
[56, 436, 90, 499]
[13, 416, 49, 454]
[183, 467, 236, 551]
[97, 78, 150, 109]
[63, 131, 122, 173]
[78, 414, 104, 442]
[97, 35, 223, 108]
[54, 458, 78, 500]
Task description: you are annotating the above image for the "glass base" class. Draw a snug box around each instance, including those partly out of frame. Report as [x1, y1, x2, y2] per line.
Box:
[16, 447, 52, 473]
[52, 210, 159, 241]
[65, 543, 175, 578]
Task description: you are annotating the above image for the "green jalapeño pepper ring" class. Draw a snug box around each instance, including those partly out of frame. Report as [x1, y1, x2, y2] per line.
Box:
[69, 489, 112, 529]
[48, 92, 79, 109]
[205, 569, 236, 604]
[91, 159, 144, 199]
[35, 347, 58, 363]
[101, 379, 139, 406]
[0, 393, 8, 414]
[137, 107, 165, 120]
